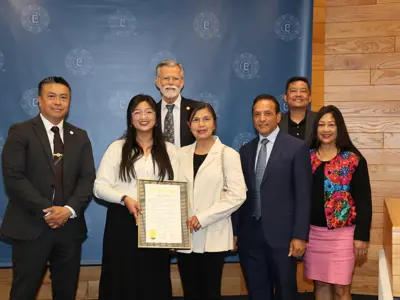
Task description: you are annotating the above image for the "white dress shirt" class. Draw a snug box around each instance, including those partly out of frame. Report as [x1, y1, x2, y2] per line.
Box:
[255, 126, 280, 170]
[93, 139, 178, 204]
[40, 114, 76, 218]
[161, 94, 181, 148]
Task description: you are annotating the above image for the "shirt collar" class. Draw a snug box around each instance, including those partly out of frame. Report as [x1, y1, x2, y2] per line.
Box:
[40, 114, 64, 133]
[288, 110, 307, 126]
[162, 94, 181, 110]
[259, 126, 280, 144]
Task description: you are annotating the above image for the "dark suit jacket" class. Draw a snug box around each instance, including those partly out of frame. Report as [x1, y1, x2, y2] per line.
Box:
[156, 96, 198, 147]
[279, 110, 317, 144]
[233, 131, 312, 249]
[0, 115, 96, 241]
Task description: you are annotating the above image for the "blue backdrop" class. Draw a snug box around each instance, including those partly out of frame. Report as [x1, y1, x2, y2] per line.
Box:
[0, 0, 313, 266]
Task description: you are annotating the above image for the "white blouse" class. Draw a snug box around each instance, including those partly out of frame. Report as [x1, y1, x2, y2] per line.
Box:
[94, 139, 178, 204]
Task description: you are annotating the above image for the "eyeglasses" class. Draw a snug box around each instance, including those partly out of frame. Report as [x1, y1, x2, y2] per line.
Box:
[132, 110, 156, 118]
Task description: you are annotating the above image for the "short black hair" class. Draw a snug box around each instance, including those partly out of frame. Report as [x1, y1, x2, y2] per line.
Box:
[252, 94, 280, 115]
[285, 76, 311, 94]
[38, 76, 71, 96]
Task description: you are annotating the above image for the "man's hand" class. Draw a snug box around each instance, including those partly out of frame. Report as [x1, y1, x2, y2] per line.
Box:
[124, 196, 141, 225]
[188, 216, 201, 233]
[288, 238, 306, 257]
[43, 206, 72, 229]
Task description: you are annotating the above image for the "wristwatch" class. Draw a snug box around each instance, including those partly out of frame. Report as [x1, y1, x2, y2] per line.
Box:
[120, 195, 128, 205]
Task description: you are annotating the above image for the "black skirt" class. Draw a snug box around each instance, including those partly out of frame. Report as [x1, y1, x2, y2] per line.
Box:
[99, 203, 172, 300]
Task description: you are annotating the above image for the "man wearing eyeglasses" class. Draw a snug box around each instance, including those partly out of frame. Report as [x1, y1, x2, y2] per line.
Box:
[155, 60, 198, 147]
[279, 76, 317, 144]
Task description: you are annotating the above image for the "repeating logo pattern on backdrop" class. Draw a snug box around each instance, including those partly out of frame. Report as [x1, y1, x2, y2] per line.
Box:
[20, 88, 39, 116]
[275, 14, 301, 42]
[65, 48, 94, 76]
[0, 51, 4, 71]
[20, 5, 50, 34]
[0, 0, 313, 266]
[278, 94, 289, 114]
[150, 51, 176, 72]
[108, 91, 132, 118]
[233, 53, 260, 80]
[195, 92, 220, 117]
[232, 132, 256, 151]
[109, 9, 137, 36]
[193, 12, 220, 39]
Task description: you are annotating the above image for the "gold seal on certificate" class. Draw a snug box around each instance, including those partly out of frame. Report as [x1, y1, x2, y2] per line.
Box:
[137, 179, 191, 249]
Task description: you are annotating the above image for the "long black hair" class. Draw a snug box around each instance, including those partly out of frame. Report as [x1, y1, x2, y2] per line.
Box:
[310, 105, 362, 157]
[119, 94, 174, 182]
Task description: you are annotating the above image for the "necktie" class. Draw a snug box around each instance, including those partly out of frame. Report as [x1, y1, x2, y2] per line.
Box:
[253, 138, 269, 220]
[164, 104, 175, 144]
[51, 126, 64, 206]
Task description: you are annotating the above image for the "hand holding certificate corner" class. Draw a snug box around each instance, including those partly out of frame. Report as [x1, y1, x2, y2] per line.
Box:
[137, 179, 191, 249]
[124, 196, 142, 225]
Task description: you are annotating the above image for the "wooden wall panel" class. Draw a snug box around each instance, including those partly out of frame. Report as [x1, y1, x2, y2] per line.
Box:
[324, 70, 370, 85]
[378, 0, 400, 3]
[345, 117, 400, 133]
[325, 85, 400, 101]
[326, 20, 400, 39]
[324, 0, 400, 296]
[369, 165, 400, 181]
[326, 3, 400, 23]
[325, 37, 395, 54]
[384, 133, 400, 148]
[362, 149, 400, 164]
[371, 69, 400, 84]
[350, 132, 383, 149]
[325, 0, 377, 6]
[395, 36, 400, 51]
[326, 101, 400, 117]
[326, 53, 400, 70]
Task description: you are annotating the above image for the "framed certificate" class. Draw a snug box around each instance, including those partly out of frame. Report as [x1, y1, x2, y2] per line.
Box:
[137, 179, 191, 249]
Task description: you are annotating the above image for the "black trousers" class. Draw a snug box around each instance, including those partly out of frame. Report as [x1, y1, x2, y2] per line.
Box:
[10, 226, 82, 300]
[177, 251, 226, 300]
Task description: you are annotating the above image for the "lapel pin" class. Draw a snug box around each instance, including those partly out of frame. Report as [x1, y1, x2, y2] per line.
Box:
[186, 106, 191, 110]
[70, 131, 74, 135]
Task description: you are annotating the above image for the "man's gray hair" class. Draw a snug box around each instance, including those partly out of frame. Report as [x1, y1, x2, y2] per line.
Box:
[156, 60, 184, 78]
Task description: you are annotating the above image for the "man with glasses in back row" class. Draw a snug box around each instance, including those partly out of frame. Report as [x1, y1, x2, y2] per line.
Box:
[155, 60, 199, 148]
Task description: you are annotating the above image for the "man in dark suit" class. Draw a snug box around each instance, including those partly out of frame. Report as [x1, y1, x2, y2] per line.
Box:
[155, 60, 198, 147]
[233, 94, 312, 300]
[279, 76, 317, 144]
[1, 76, 96, 300]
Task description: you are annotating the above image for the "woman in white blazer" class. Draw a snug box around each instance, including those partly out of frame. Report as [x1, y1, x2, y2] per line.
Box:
[176, 102, 246, 300]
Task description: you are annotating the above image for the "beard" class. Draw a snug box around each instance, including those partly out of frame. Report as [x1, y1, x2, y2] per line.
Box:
[160, 85, 181, 99]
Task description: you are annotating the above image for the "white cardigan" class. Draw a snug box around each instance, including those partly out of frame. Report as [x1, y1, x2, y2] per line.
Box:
[177, 136, 246, 253]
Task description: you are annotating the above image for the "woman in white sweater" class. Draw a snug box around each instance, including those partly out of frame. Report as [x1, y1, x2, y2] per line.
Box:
[177, 102, 246, 300]
[93, 94, 177, 300]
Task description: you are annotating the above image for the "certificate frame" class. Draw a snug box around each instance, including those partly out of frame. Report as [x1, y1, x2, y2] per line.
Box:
[137, 179, 191, 249]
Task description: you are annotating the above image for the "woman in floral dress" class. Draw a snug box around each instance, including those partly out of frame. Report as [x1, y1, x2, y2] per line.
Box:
[303, 105, 372, 300]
